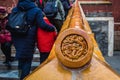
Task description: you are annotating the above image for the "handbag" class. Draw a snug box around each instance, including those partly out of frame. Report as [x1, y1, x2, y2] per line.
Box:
[37, 16, 57, 52]
[0, 30, 11, 43]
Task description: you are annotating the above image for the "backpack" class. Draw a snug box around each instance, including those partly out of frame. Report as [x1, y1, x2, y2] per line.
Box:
[6, 10, 30, 35]
[43, 0, 58, 18]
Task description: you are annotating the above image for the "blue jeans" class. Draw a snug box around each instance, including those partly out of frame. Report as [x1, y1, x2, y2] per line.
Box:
[18, 59, 32, 80]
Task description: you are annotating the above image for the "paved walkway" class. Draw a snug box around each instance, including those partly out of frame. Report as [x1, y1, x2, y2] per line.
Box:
[0, 48, 40, 79]
[104, 51, 120, 74]
[0, 50, 120, 79]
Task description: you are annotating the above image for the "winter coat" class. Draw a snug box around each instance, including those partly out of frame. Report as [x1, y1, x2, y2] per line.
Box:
[11, 0, 55, 60]
[60, 0, 71, 10]
[53, 0, 65, 21]
[37, 17, 57, 52]
[60, 0, 71, 18]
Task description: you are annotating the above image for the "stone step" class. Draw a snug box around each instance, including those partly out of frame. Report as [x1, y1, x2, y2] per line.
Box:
[0, 60, 40, 70]
[0, 46, 40, 62]
[0, 61, 40, 80]
[0, 68, 39, 80]
[0, 53, 40, 80]
[0, 53, 40, 62]
[0, 78, 19, 80]
[0, 47, 41, 79]
[0, 70, 19, 79]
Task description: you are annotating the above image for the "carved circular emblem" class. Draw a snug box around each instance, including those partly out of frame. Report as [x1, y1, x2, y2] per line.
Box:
[61, 34, 88, 61]
[55, 28, 93, 68]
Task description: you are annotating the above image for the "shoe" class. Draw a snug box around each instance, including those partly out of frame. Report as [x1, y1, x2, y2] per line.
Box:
[10, 57, 15, 62]
[5, 62, 11, 69]
[3, 61, 7, 64]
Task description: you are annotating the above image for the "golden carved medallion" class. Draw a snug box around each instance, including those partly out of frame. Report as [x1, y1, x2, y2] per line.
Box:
[61, 34, 88, 61]
[55, 28, 93, 68]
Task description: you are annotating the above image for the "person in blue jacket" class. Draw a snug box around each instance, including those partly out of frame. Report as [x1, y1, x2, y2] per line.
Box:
[60, 0, 71, 18]
[10, 0, 55, 79]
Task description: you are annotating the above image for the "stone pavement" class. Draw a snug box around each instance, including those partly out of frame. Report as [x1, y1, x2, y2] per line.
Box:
[104, 51, 120, 74]
[0, 48, 40, 80]
[0, 49, 120, 79]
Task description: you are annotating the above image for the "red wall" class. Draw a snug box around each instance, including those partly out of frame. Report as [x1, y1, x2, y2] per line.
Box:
[109, 0, 120, 31]
[82, 4, 112, 13]
[0, 0, 119, 30]
[109, 0, 120, 22]
[79, 0, 120, 31]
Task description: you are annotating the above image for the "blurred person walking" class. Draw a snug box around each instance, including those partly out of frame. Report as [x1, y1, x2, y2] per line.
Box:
[0, 6, 13, 68]
[37, 16, 57, 64]
[36, 0, 57, 64]
[43, 0, 65, 33]
[7, 0, 55, 79]
[60, 0, 71, 18]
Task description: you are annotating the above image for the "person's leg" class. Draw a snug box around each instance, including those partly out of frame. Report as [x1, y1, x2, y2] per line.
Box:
[40, 52, 50, 64]
[5, 42, 12, 62]
[18, 58, 32, 80]
[1, 42, 11, 63]
[1, 43, 6, 62]
[1, 42, 12, 68]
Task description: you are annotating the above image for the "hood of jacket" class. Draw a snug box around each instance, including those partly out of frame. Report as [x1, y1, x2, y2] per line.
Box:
[16, 0, 36, 11]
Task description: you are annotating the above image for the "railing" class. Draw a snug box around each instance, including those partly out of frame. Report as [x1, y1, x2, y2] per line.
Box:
[24, 0, 120, 80]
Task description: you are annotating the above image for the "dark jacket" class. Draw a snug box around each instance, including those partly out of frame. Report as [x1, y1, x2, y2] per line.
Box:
[60, 0, 71, 10]
[36, 0, 45, 11]
[60, 0, 71, 18]
[12, 0, 54, 60]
